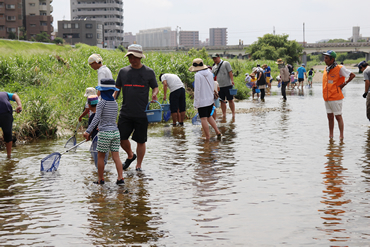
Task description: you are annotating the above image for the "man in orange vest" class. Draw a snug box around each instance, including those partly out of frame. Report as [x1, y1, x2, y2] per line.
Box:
[322, 50, 355, 140]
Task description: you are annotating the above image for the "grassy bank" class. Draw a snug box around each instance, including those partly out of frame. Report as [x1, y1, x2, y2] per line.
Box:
[0, 41, 257, 141]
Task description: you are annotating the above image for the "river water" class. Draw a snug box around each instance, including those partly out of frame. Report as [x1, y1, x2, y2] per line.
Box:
[1, 73, 370, 246]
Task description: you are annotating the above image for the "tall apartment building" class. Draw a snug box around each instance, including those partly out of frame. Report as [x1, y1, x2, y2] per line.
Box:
[23, 0, 53, 40]
[0, 0, 23, 38]
[209, 28, 227, 46]
[57, 20, 103, 47]
[70, 0, 124, 48]
[136, 27, 175, 48]
[124, 32, 135, 45]
[179, 31, 199, 47]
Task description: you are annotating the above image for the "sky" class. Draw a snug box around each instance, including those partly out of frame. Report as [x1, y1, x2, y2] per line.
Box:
[53, 0, 370, 45]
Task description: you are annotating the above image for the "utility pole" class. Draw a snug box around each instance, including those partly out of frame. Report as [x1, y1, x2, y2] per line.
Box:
[273, 26, 275, 35]
[303, 22, 305, 47]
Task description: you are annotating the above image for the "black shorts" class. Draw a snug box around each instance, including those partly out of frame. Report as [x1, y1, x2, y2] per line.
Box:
[0, 112, 13, 142]
[118, 116, 148, 143]
[219, 85, 234, 101]
[169, 87, 186, 113]
[198, 104, 213, 118]
[298, 78, 304, 82]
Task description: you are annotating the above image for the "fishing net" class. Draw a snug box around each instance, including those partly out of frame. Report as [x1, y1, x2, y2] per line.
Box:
[163, 110, 171, 122]
[40, 152, 61, 172]
[64, 135, 77, 149]
[192, 113, 201, 125]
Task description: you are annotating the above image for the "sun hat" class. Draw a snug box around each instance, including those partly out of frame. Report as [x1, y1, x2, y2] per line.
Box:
[276, 59, 284, 64]
[95, 79, 119, 91]
[358, 60, 367, 73]
[262, 64, 267, 68]
[124, 44, 146, 59]
[84, 87, 97, 97]
[188, 58, 208, 72]
[250, 72, 255, 77]
[323, 50, 337, 59]
[87, 95, 99, 106]
[88, 54, 103, 65]
[245, 73, 249, 76]
[211, 53, 220, 58]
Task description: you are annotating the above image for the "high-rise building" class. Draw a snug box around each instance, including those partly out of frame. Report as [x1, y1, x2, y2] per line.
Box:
[23, 0, 54, 40]
[57, 20, 103, 47]
[136, 27, 174, 48]
[0, 0, 23, 38]
[209, 28, 227, 46]
[124, 32, 136, 45]
[179, 31, 199, 47]
[70, 0, 124, 48]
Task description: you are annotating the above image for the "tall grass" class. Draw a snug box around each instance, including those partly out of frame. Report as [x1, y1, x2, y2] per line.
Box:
[0, 41, 254, 140]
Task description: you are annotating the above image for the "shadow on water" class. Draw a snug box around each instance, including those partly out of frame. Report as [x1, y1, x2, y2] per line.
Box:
[319, 139, 350, 243]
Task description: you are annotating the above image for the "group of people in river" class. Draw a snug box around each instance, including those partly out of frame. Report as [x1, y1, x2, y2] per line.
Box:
[1, 45, 368, 185]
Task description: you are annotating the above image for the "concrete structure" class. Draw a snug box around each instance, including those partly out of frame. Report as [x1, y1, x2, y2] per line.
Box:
[0, 0, 23, 38]
[57, 20, 103, 47]
[209, 28, 227, 46]
[124, 32, 135, 45]
[352, 26, 360, 43]
[136, 27, 175, 48]
[23, 0, 53, 40]
[70, 0, 123, 48]
[179, 31, 199, 47]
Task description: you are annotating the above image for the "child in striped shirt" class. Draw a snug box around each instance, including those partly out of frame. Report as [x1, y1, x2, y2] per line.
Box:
[83, 79, 124, 185]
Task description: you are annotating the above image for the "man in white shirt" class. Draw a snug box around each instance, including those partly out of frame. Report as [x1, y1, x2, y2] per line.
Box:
[159, 73, 186, 126]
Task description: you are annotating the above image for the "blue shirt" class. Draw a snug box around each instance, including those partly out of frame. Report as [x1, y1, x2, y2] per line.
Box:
[297, 67, 306, 79]
[264, 66, 271, 77]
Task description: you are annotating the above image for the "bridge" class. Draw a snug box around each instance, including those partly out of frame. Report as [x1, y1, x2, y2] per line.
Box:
[144, 42, 370, 61]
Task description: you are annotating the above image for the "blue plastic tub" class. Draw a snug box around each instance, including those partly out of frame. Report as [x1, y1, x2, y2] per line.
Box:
[229, 86, 237, 95]
[145, 101, 162, 123]
[161, 100, 170, 112]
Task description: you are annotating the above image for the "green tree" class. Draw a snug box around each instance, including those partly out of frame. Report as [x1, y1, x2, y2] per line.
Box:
[53, 37, 64, 45]
[117, 45, 126, 52]
[8, 32, 16, 40]
[246, 34, 303, 65]
[187, 47, 209, 60]
[35, 32, 50, 43]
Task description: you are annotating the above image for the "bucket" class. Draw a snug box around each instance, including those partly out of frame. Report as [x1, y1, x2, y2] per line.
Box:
[229, 86, 238, 96]
[145, 101, 162, 123]
[161, 100, 170, 112]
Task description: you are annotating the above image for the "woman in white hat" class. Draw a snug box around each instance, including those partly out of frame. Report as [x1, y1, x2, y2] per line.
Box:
[189, 58, 222, 140]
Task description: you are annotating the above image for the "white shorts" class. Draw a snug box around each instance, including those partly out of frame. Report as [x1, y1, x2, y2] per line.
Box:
[325, 100, 342, 115]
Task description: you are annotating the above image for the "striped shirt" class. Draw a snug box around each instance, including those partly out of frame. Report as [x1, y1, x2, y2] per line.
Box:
[86, 99, 118, 134]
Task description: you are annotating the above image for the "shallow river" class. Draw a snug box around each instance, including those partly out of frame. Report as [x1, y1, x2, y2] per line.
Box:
[1, 73, 370, 246]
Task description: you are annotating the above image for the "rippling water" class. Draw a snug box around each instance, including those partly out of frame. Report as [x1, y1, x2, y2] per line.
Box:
[1, 74, 370, 246]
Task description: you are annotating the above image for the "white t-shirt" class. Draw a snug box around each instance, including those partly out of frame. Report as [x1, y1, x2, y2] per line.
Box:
[97, 65, 113, 86]
[338, 65, 351, 78]
[161, 73, 184, 92]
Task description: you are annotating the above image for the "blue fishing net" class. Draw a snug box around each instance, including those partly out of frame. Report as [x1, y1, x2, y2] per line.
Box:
[40, 152, 61, 172]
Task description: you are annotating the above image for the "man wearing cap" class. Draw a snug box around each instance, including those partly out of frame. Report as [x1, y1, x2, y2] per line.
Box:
[358, 61, 370, 120]
[276, 59, 290, 101]
[88, 54, 113, 96]
[211, 54, 235, 118]
[115, 44, 159, 172]
[296, 64, 307, 89]
[322, 50, 355, 139]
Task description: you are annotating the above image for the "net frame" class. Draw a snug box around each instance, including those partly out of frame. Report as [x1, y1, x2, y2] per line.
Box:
[192, 113, 201, 125]
[40, 152, 61, 172]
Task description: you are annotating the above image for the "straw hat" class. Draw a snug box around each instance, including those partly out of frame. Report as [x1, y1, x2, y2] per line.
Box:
[188, 58, 208, 72]
[124, 44, 146, 59]
[276, 59, 284, 64]
[250, 72, 256, 77]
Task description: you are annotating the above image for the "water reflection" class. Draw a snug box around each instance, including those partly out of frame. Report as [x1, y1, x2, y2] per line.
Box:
[319, 140, 350, 243]
[87, 177, 163, 245]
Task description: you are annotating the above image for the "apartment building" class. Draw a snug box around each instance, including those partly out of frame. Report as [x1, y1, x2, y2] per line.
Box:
[209, 28, 227, 46]
[57, 20, 103, 47]
[0, 0, 23, 38]
[124, 32, 135, 45]
[70, 0, 124, 48]
[179, 31, 199, 47]
[23, 0, 53, 40]
[136, 27, 176, 48]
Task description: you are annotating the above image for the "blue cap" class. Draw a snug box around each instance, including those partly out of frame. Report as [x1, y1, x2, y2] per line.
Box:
[358, 60, 367, 73]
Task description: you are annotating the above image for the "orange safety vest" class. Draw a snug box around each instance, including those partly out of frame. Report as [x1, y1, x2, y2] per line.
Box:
[322, 65, 345, 101]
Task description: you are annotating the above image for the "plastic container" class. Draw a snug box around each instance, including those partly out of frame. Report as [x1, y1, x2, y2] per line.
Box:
[161, 100, 170, 112]
[229, 86, 238, 95]
[214, 98, 220, 108]
[145, 101, 162, 123]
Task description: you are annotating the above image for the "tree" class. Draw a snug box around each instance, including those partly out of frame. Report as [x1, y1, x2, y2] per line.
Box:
[35, 32, 50, 43]
[8, 32, 16, 40]
[187, 47, 208, 60]
[246, 34, 303, 65]
[117, 45, 126, 52]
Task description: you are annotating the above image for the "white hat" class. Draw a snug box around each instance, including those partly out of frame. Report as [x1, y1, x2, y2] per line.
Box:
[188, 58, 208, 72]
[245, 73, 249, 76]
[124, 44, 146, 58]
[84, 87, 97, 97]
[88, 54, 103, 64]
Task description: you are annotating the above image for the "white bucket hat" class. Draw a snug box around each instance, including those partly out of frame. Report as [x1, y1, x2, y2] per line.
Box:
[84, 87, 97, 97]
[124, 44, 146, 59]
[88, 54, 103, 64]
